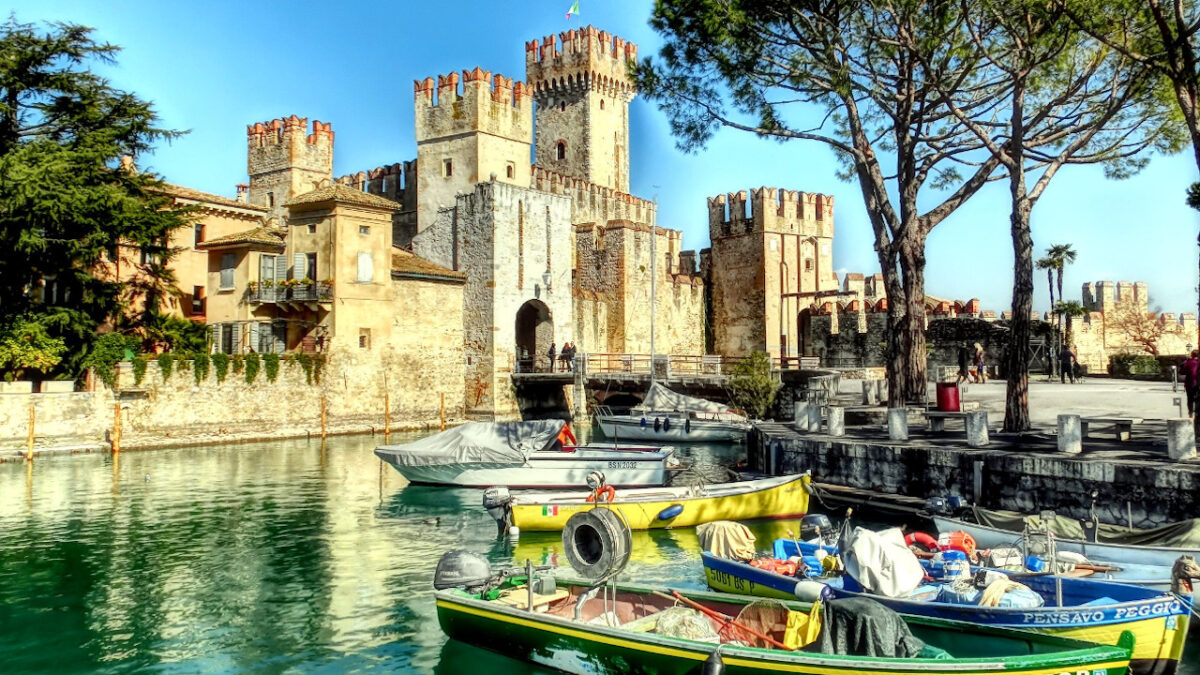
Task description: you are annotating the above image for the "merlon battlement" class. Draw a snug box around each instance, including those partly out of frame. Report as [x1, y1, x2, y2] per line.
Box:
[707, 187, 834, 238]
[246, 116, 333, 146]
[525, 26, 638, 94]
[413, 68, 532, 107]
[533, 166, 654, 224]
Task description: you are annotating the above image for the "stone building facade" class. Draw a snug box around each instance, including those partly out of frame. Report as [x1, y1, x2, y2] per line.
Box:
[1071, 280, 1198, 372]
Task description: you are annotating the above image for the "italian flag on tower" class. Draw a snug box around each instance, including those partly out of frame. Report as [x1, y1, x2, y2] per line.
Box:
[566, 1, 580, 19]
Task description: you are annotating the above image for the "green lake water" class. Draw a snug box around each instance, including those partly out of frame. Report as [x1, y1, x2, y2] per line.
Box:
[0, 433, 1197, 674]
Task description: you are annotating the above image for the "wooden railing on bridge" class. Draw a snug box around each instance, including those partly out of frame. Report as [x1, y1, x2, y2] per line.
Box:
[513, 353, 820, 377]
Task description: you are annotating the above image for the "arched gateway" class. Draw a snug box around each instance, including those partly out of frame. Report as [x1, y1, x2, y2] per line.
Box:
[515, 300, 554, 372]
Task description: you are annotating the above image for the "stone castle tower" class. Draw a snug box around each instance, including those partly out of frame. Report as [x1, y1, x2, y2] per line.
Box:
[705, 188, 838, 358]
[526, 27, 636, 192]
[246, 116, 334, 218]
[413, 69, 533, 232]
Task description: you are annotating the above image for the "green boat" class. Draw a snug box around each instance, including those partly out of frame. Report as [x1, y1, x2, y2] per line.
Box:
[434, 556, 1136, 675]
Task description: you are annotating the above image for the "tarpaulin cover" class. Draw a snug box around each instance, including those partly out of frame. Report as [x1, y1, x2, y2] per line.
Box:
[841, 527, 925, 597]
[697, 521, 757, 561]
[804, 597, 931, 658]
[969, 507, 1200, 548]
[375, 420, 564, 467]
[637, 382, 737, 415]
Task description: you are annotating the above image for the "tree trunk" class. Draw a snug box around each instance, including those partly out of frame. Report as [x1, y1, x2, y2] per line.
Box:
[1005, 199, 1035, 432]
[898, 241, 928, 405]
[1046, 268, 1057, 380]
[877, 250, 907, 408]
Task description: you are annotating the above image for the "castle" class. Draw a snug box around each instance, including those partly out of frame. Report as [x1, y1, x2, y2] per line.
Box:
[1073, 281, 1197, 371]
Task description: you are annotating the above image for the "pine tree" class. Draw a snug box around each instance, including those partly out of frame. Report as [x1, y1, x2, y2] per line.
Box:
[0, 18, 188, 376]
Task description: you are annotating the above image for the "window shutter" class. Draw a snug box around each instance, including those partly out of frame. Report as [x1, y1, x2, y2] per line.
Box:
[273, 322, 287, 354]
[357, 252, 373, 282]
[209, 324, 220, 353]
[274, 255, 287, 286]
[220, 253, 235, 289]
[293, 252, 307, 280]
[249, 322, 260, 353]
[260, 254, 275, 283]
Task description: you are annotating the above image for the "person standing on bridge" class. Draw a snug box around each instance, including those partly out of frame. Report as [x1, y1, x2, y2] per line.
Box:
[558, 342, 570, 372]
[546, 343, 556, 373]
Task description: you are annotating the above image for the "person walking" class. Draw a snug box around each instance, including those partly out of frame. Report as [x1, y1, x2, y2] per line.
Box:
[546, 343, 556, 373]
[1058, 345, 1077, 384]
[1181, 350, 1200, 419]
[956, 344, 971, 385]
[973, 343, 986, 383]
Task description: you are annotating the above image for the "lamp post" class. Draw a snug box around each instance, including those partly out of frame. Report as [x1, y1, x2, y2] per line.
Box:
[542, 268, 552, 293]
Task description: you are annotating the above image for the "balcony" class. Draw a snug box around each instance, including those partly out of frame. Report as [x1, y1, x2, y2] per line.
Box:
[248, 282, 332, 308]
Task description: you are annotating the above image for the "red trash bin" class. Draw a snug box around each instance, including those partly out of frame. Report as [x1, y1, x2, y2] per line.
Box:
[935, 382, 960, 412]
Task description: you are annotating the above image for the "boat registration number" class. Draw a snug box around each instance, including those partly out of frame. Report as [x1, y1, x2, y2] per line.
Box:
[707, 569, 757, 593]
[607, 461, 636, 469]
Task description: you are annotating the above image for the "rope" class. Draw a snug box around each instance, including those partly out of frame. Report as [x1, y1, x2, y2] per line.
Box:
[979, 579, 1032, 607]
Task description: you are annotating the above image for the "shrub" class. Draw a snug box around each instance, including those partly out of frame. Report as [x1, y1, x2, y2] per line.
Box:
[727, 350, 780, 420]
[231, 354, 244, 374]
[244, 352, 261, 384]
[263, 352, 280, 382]
[132, 356, 148, 386]
[192, 353, 209, 384]
[1110, 353, 1161, 378]
[295, 352, 327, 385]
[84, 333, 139, 389]
[157, 353, 173, 382]
[212, 353, 230, 383]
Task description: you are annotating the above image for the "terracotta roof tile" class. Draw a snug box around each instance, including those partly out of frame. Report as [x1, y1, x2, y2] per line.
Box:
[391, 248, 465, 281]
[196, 226, 286, 250]
[286, 183, 400, 210]
[157, 183, 268, 212]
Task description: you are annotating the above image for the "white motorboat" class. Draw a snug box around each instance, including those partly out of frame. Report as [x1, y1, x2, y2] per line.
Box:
[594, 382, 750, 443]
[373, 420, 683, 488]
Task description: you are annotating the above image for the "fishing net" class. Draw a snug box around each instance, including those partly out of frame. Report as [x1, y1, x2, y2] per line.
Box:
[652, 607, 721, 643]
[730, 600, 790, 648]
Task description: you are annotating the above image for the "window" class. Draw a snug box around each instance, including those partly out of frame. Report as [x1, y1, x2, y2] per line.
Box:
[506, 164, 514, 179]
[267, 192, 275, 208]
[220, 253, 236, 290]
[357, 251, 373, 283]
[804, 258, 814, 271]
[358, 328, 371, 350]
[260, 254, 277, 284]
[560, 102, 566, 112]
[221, 323, 234, 354]
[307, 223, 316, 234]
[443, 159, 453, 177]
[556, 141, 566, 160]
[600, 99, 605, 110]
[194, 223, 205, 248]
[191, 286, 205, 315]
[139, 248, 156, 266]
[359, 225, 370, 236]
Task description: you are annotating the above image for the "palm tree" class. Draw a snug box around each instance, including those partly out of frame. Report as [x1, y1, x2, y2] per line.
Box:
[1046, 244, 1078, 320]
[1055, 300, 1088, 350]
[1036, 257, 1057, 314]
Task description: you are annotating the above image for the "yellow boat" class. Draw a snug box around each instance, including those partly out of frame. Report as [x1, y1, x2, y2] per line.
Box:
[492, 473, 811, 532]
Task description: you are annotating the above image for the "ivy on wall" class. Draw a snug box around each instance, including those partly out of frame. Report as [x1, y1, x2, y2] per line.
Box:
[244, 353, 260, 384]
[132, 356, 148, 386]
[263, 353, 280, 383]
[192, 353, 209, 384]
[212, 353, 229, 383]
[156, 353, 173, 382]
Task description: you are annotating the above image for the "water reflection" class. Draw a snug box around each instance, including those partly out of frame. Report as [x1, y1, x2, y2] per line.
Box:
[0, 431, 1196, 674]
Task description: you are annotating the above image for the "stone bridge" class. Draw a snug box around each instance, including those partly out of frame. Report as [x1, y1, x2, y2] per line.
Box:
[511, 352, 827, 420]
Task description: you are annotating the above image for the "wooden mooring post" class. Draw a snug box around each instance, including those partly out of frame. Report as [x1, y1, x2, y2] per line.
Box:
[26, 403, 35, 461]
[440, 392, 446, 431]
[320, 395, 327, 439]
[384, 392, 391, 438]
[112, 403, 122, 454]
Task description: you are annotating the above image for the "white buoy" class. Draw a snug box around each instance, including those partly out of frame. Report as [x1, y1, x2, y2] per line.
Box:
[793, 580, 829, 602]
[508, 525, 520, 538]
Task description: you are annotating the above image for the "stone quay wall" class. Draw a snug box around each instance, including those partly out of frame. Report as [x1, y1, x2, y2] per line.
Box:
[752, 428, 1200, 528]
[0, 346, 464, 453]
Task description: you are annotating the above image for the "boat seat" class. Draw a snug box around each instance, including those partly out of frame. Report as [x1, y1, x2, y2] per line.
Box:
[494, 586, 570, 612]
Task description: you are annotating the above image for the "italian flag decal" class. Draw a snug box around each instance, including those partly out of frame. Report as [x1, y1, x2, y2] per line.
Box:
[542, 505, 559, 516]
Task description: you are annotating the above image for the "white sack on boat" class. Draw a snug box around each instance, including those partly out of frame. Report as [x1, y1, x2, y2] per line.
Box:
[375, 420, 564, 467]
[842, 527, 925, 597]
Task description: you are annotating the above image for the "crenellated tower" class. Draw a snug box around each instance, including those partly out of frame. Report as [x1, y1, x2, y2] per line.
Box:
[526, 26, 637, 192]
[246, 116, 334, 218]
[413, 68, 533, 231]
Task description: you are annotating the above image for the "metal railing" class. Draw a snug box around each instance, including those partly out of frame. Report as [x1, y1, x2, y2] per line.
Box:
[582, 353, 819, 376]
[248, 283, 333, 304]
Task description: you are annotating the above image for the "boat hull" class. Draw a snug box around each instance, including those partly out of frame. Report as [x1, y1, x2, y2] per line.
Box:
[701, 552, 1189, 675]
[509, 473, 811, 531]
[596, 413, 748, 442]
[933, 515, 1193, 583]
[436, 580, 1135, 675]
[375, 447, 677, 488]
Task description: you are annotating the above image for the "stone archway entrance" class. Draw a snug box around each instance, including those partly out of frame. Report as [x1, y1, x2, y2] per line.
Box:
[797, 308, 813, 356]
[516, 300, 554, 372]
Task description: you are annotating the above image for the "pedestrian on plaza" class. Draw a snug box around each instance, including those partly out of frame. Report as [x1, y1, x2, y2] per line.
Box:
[546, 343, 556, 373]
[956, 344, 971, 384]
[1059, 345, 1077, 384]
[973, 343, 986, 383]
[1181, 350, 1200, 419]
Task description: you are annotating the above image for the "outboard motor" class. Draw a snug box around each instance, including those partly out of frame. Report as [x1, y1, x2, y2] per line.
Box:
[923, 496, 949, 515]
[800, 513, 834, 543]
[434, 550, 494, 593]
[483, 487, 513, 535]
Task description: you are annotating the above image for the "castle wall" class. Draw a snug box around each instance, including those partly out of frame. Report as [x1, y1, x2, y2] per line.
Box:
[246, 117, 333, 219]
[1072, 280, 1197, 372]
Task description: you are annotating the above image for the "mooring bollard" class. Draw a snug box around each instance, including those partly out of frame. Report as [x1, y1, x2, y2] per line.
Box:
[861, 380, 877, 406]
[384, 391, 391, 438]
[793, 401, 810, 431]
[1057, 415, 1082, 454]
[808, 401, 823, 432]
[1167, 418, 1197, 461]
[966, 410, 989, 447]
[887, 408, 908, 441]
[876, 380, 887, 404]
[828, 407, 846, 437]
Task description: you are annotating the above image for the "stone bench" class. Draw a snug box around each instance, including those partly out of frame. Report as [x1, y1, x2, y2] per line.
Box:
[926, 410, 969, 433]
[1081, 416, 1143, 442]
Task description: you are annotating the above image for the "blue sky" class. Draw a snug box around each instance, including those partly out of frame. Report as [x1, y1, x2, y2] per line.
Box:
[15, 0, 1200, 314]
